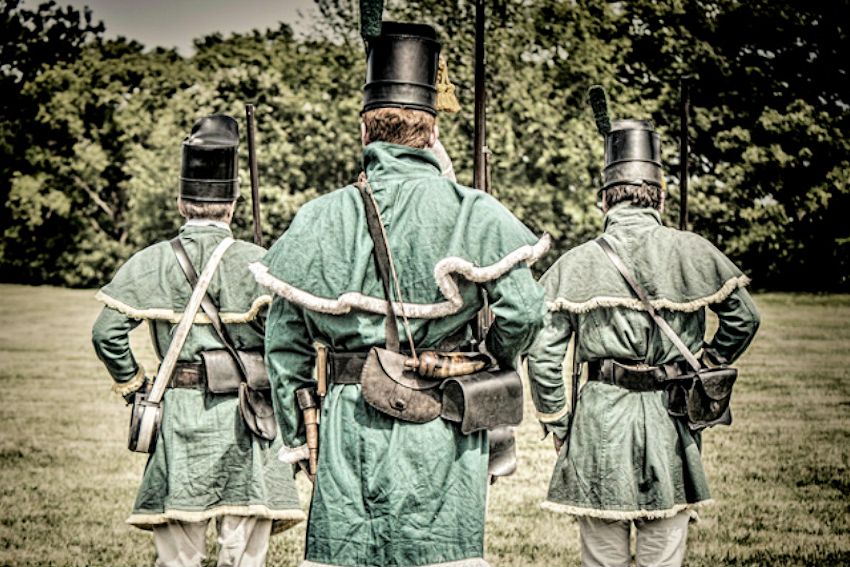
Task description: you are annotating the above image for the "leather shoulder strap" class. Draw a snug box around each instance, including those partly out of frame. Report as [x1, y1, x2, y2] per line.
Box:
[149, 237, 234, 404]
[170, 238, 222, 332]
[356, 179, 417, 357]
[566, 319, 581, 433]
[170, 238, 248, 380]
[595, 237, 701, 372]
[356, 183, 401, 352]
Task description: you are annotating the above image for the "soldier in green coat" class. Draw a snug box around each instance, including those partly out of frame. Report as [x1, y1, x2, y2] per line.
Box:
[91, 115, 304, 567]
[527, 120, 760, 567]
[253, 22, 548, 567]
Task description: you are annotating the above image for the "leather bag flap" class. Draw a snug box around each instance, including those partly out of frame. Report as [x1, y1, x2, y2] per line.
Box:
[361, 347, 442, 423]
[695, 368, 737, 401]
[240, 351, 270, 390]
[202, 350, 269, 394]
[441, 369, 523, 435]
[238, 383, 277, 441]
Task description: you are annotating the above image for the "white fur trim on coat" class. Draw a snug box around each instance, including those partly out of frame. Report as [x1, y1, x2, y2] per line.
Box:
[548, 275, 750, 314]
[536, 404, 570, 424]
[127, 505, 305, 534]
[252, 235, 550, 319]
[111, 366, 146, 397]
[95, 290, 271, 324]
[278, 444, 310, 464]
[540, 499, 714, 521]
[300, 559, 490, 567]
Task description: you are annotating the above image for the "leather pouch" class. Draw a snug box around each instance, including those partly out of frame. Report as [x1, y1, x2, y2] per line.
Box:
[128, 381, 163, 453]
[238, 382, 277, 441]
[667, 367, 737, 431]
[360, 347, 443, 423]
[487, 425, 518, 478]
[441, 369, 523, 434]
[202, 349, 276, 441]
[202, 350, 270, 393]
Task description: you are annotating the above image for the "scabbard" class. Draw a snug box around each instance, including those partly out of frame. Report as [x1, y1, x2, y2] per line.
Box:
[296, 388, 320, 478]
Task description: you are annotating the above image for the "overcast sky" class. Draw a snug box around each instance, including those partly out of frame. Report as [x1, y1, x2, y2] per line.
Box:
[25, 0, 319, 55]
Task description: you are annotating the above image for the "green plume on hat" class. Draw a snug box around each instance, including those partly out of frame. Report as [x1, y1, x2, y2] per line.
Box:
[360, 0, 384, 39]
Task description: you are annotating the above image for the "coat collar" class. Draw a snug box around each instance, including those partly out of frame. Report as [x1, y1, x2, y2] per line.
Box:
[180, 219, 232, 234]
[603, 204, 663, 232]
[362, 141, 442, 183]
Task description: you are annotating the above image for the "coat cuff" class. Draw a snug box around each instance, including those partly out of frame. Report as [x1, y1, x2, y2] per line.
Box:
[701, 346, 727, 367]
[111, 365, 146, 397]
[536, 404, 570, 440]
[278, 444, 309, 464]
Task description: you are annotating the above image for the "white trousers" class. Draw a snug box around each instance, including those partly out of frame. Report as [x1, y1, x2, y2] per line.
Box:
[578, 510, 690, 567]
[152, 516, 272, 567]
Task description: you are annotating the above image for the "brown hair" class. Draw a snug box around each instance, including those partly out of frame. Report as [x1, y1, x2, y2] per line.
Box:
[361, 107, 436, 148]
[602, 183, 665, 211]
[177, 198, 235, 223]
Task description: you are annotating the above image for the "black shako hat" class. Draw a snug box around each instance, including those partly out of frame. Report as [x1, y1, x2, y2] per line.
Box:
[180, 115, 240, 202]
[602, 119, 663, 190]
[363, 22, 441, 116]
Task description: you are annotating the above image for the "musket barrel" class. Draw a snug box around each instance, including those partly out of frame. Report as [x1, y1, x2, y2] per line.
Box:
[245, 104, 263, 246]
[678, 79, 690, 232]
[473, 0, 488, 193]
[472, 0, 494, 343]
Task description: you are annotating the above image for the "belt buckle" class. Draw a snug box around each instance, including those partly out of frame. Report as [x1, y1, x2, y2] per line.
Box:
[172, 365, 203, 389]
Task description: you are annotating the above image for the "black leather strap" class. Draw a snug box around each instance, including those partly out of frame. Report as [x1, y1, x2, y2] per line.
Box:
[170, 238, 250, 382]
[566, 320, 581, 434]
[595, 237, 701, 372]
[327, 352, 367, 384]
[356, 182, 401, 353]
[586, 359, 683, 392]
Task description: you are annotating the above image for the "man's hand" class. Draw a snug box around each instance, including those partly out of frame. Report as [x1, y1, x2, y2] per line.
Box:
[553, 434, 564, 455]
[122, 380, 148, 405]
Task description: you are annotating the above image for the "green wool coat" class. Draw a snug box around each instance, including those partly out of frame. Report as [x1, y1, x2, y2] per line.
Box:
[91, 222, 304, 532]
[527, 204, 761, 520]
[254, 142, 548, 567]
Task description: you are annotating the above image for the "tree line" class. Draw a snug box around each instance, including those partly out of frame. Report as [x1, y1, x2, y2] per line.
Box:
[1, 0, 848, 290]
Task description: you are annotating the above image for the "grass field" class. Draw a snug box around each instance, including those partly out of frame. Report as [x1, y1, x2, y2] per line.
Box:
[0, 284, 848, 566]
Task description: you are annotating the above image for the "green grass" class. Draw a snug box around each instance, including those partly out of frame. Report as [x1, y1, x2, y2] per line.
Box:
[0, 285, 848, 566]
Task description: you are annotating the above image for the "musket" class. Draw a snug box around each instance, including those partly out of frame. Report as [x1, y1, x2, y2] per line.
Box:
[245, 104, 263, 247]
[678, 77, 691, 232]
[473, 0, 489, 196]
[471, 0, 517, 482]
[473, 0, 493, 343]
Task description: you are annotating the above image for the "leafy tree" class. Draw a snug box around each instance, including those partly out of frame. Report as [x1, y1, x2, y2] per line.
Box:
[1, 0, 847, 290]
[3, 38, 189, 284]
[0, 0, 104, 280]
[612, 0, 850, 290]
